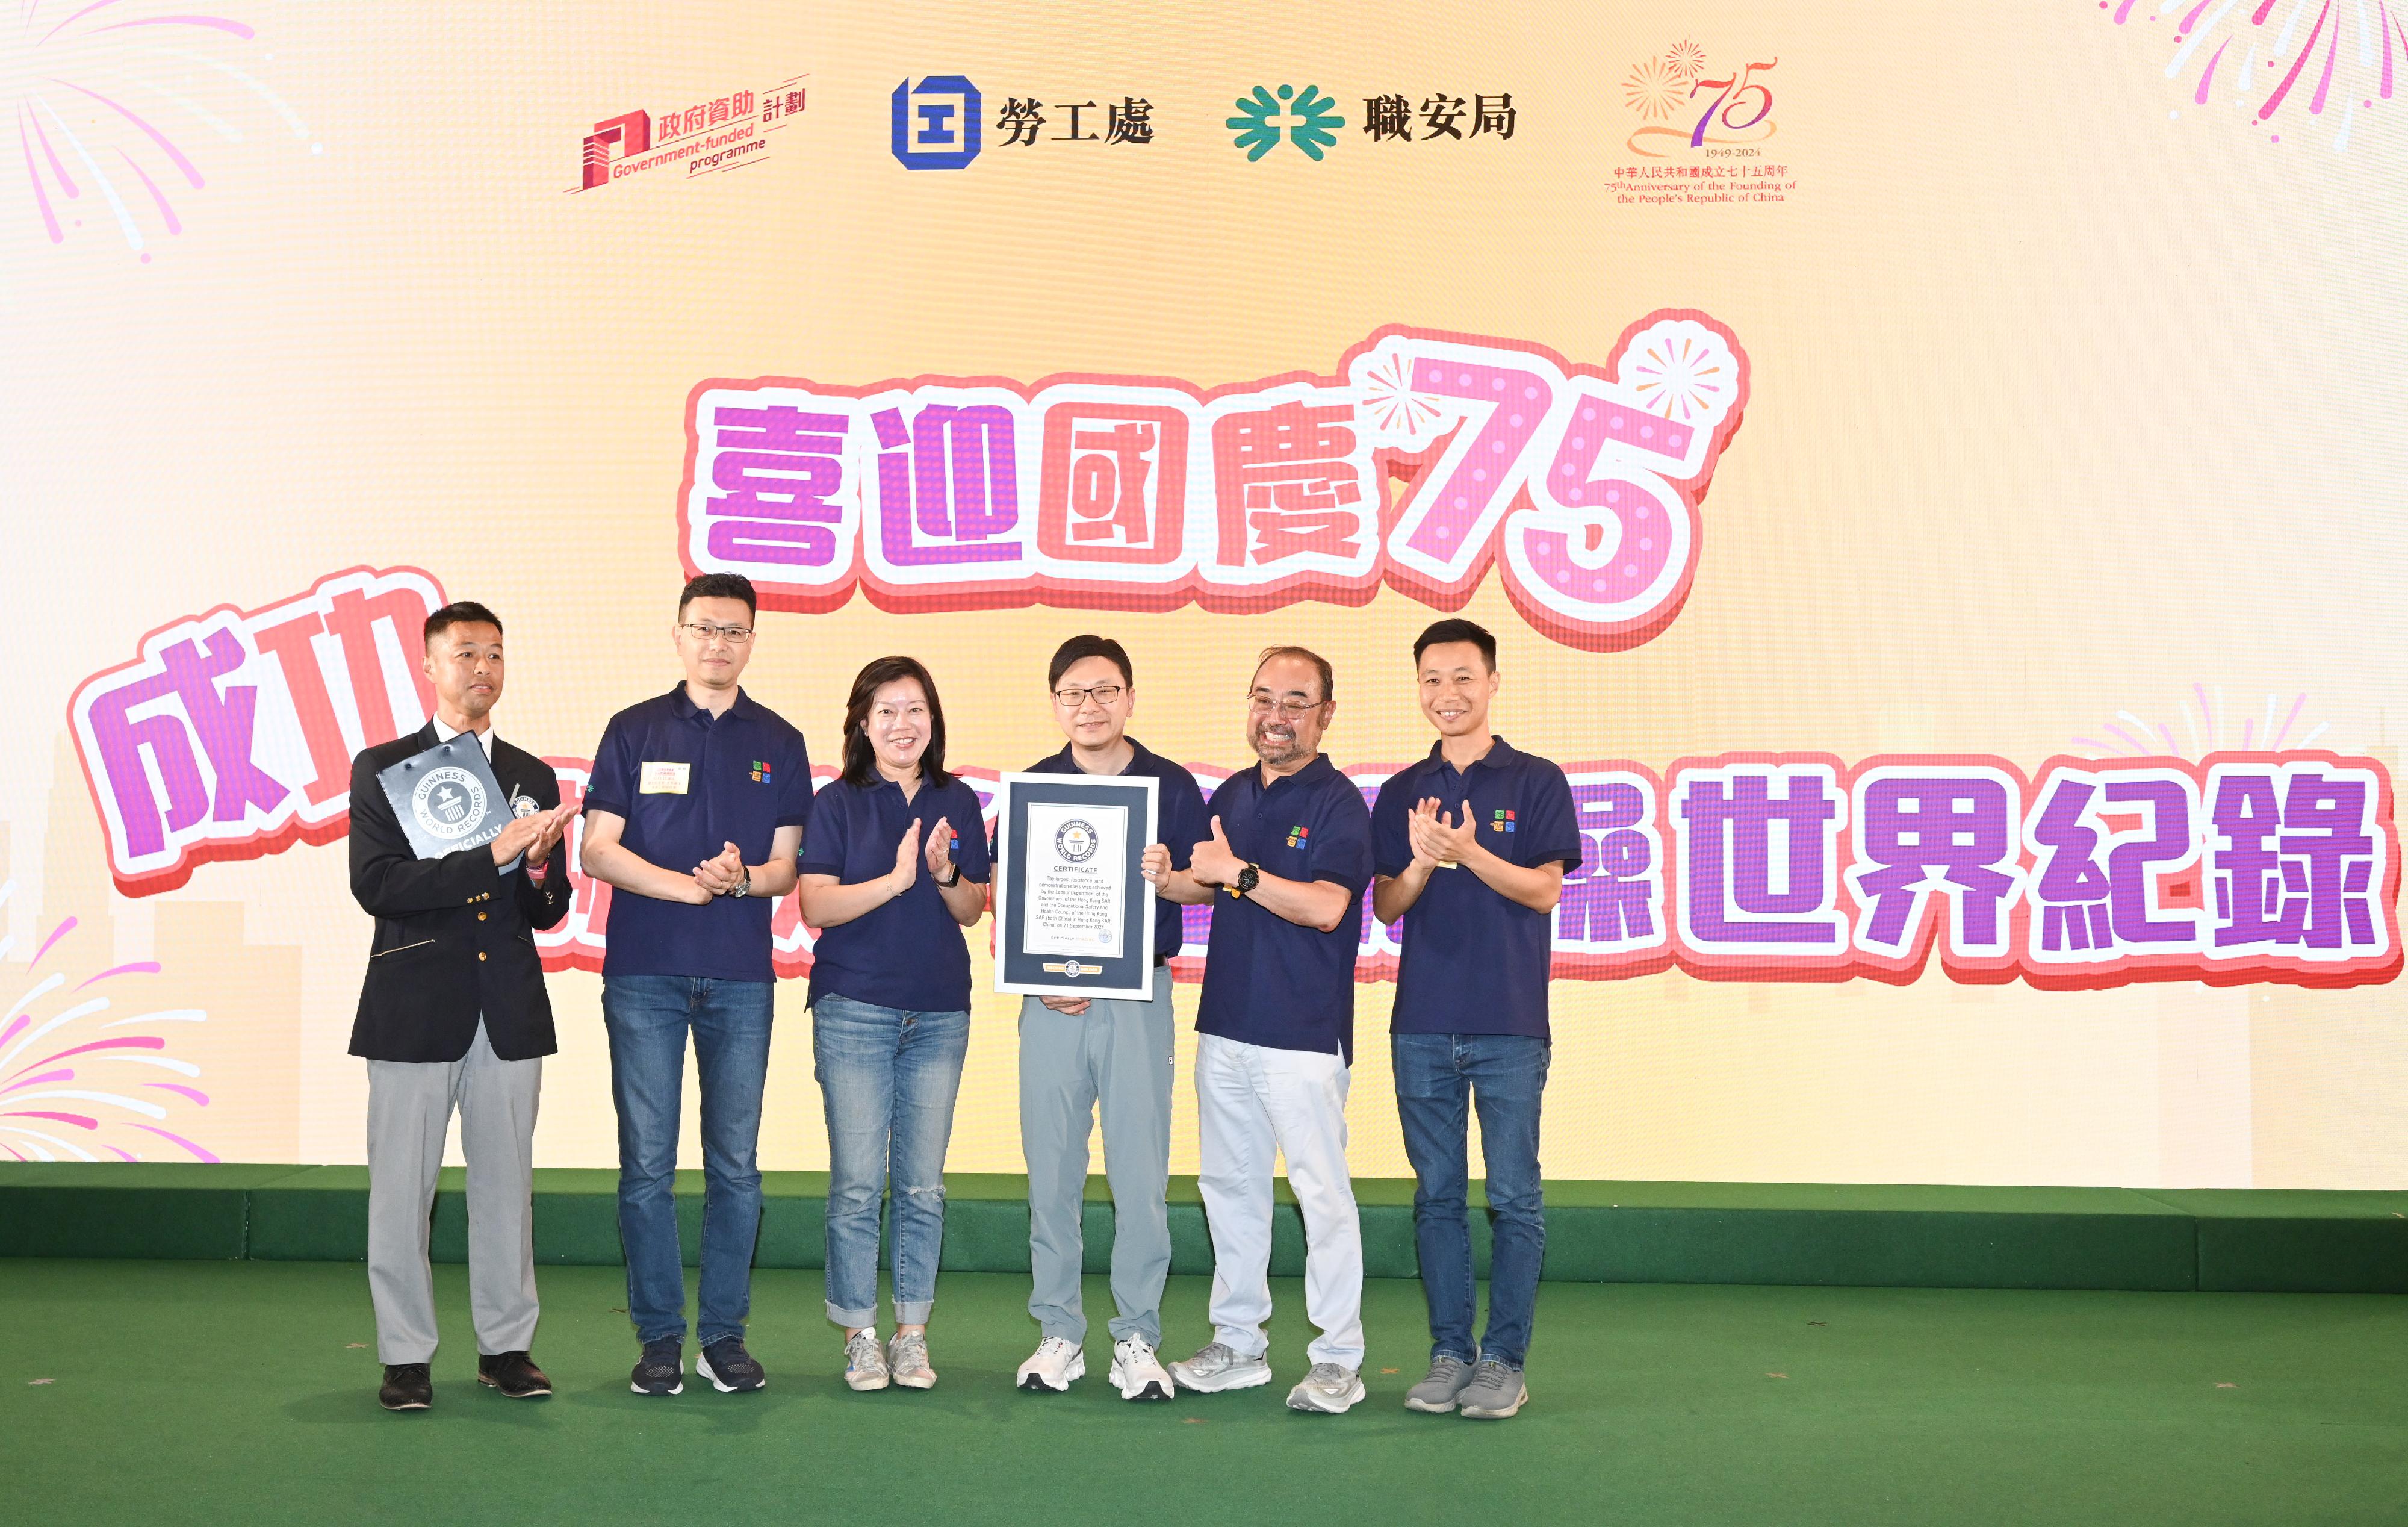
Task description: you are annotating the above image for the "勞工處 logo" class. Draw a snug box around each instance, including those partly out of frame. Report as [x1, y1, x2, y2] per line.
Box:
[892, 76, 982, 169]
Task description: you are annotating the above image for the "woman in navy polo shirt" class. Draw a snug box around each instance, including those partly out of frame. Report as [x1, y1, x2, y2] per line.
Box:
[796, 655, 990, 1393]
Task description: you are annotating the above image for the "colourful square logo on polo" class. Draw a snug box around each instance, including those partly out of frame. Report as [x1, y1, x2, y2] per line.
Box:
[750, 760, 772, 784]
[1286, 824, 1310, 847]
[1491, 808, 1516, 832]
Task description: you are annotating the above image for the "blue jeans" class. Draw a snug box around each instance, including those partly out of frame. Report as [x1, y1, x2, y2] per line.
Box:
[601, 975, 774, 1347]
[813, 994, 969, 1327]
[1392, 1031, 1549, 1369]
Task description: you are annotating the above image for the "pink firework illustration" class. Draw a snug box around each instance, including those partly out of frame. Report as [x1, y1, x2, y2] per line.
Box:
[7, 1, 315, 258]
[1666, 36, 1708, 81]
[2102, 0, 2401, 149]
[1618, 323, 1738, 425]
[0, 881, 214, 1162]
[2072, 685, 2331, 759]
[1359, 352, 1445, 434]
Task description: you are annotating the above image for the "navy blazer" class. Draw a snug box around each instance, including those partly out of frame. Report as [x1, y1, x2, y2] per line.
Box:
[346, 723, 573, 1063]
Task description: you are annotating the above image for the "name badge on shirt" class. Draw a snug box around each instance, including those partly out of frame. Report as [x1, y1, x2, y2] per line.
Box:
[640, 761, 691, 795]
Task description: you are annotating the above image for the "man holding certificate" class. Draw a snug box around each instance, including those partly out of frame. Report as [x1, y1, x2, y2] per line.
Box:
[1005, 636, 1208, 1404]
[347, 601, 574, 1412]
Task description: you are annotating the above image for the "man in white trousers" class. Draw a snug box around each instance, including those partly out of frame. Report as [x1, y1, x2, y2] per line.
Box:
[1160, 646, 1374, 1414]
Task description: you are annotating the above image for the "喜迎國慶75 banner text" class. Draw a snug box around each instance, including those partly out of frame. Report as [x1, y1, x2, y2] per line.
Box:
[678, 315, 1748, 650]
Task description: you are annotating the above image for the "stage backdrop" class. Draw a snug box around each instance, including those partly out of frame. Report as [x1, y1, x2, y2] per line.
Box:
[5, 1, 2406, 1188]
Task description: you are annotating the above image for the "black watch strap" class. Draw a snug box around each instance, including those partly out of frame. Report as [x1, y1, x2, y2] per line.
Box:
[1233, 863, 1261, 897]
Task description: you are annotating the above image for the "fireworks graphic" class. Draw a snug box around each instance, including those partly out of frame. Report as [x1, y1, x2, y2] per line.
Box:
[1624, 56, 1685, 120]
[2103, 0, 2401, 151]
[0, 882, 214, 1163]
[1358, 352, 1444, 435]
[1666, 36, 1708, 81]
[2071, 685, 2330, 759]
[6, 1, 315, 258]
[1617, 321, 1740, 426]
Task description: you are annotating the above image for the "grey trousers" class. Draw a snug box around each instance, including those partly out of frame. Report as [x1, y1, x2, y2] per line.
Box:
[1019, 984, 1175, 1345]
[364, 1019, 542, 1364]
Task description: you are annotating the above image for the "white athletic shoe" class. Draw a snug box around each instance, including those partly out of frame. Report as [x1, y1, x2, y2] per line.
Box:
[888, 1329, 937, 1390]
[1167, 1341, 1273, 1393]
[843, 1328, 890, 1392]
[1285, 1361, 1367, 1414]
[1017, 1336, 1086, 1393]
[1108, 1336, 1176, 1402]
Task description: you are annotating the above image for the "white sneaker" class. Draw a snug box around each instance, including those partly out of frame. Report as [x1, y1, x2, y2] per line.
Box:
[1285, 1361, 1367, 1414]
[1108, 1336, 1175, 1402]
[888, 1329, 937, 1390]
[1167, 1341, 1273, 1393]
[1017, 1336, 1086, 1393]
[843, 1328, 889, 1392]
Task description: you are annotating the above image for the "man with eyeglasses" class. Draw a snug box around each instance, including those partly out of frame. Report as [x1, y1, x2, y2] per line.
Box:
[1159, 646, 1375, 1414]
[580, 573, 812, 1398]
[1010, 636, 1208, 1403]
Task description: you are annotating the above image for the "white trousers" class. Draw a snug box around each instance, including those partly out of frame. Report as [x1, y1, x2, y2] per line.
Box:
[1194, 1033, 1364, 1369]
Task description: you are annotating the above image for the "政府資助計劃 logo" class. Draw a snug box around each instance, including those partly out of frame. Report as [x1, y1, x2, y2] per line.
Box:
[574, 75, 805, 192]
[892, 75, 982, 169]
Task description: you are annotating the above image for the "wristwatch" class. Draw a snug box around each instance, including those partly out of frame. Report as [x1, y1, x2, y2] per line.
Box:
[937, 863, 962, 888]
[727, 869, 750, 898]
[1231, 862, 1261, 898]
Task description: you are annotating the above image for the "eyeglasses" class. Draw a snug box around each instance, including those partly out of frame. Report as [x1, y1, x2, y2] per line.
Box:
[1052, 683, 1126, 709]
[1247, 692, 1328, 720]
[681, 622, 754, 646]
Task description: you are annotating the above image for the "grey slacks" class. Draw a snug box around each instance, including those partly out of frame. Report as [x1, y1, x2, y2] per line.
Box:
[364, 1019, 541, 1364]
[1019, 984, 1175, 1346]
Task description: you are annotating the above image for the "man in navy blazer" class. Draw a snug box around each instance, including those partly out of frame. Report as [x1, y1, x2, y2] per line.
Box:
[347, 600, 575, 1411]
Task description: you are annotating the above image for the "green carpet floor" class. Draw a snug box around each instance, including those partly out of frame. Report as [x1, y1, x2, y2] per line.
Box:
[4, 1260, 2403, 1526]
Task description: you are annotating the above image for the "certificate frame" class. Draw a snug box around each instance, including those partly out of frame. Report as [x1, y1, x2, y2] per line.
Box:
[993, 771, 1158, 1000]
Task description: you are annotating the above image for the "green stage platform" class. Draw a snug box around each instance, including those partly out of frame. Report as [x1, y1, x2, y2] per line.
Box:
[7, 1261, 2407, 1527]
[3, 1163, 2402, 1292]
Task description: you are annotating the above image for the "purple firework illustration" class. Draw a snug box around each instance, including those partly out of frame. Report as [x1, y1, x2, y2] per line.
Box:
[2072, 685, 2330, 759]
[2102, 0, 2401, 149]
[0, 880, 214, 1162]
[8, 1, 314, 257]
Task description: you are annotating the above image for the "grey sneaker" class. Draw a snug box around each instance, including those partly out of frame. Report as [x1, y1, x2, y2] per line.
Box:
[843, 1328, 889, 1392]
[887, 1329, 936, 1390]
[1403, 1354, 1476, 1413]
[1285, 1361, 1367, 1414]
[1167, 1341, 1273, 1393]
[1457, 1358, 1528, 1419]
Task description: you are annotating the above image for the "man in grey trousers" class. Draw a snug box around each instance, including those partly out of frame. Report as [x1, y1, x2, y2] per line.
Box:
[1009, 635, 1210, 1402]
[346, 600, 576, 1411]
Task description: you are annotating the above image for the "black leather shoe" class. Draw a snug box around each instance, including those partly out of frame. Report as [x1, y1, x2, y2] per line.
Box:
[379, 1363, 432, 1410]
[476, 1350, 552, 1398]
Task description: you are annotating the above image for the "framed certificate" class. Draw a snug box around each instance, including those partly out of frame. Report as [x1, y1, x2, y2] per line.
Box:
[993, 771, 1159, 1000]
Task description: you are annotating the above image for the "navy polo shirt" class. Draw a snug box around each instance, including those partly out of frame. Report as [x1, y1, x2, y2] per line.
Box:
[1372, 738, 1581, 1040]
[800, 771, 992, 1015]
[1023, 738, 1212, 963]
[585, 685, 813, 983]
[1194, 754, 1374, 1061]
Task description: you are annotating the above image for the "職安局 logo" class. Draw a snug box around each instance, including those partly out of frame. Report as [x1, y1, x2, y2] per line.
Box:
[893, 75, 982, 169]
[1227, 84, 1345, 160]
